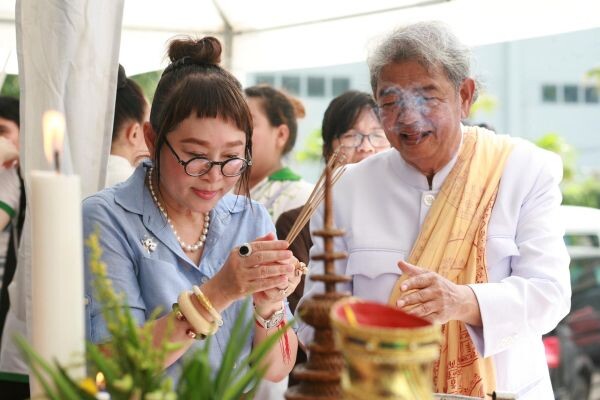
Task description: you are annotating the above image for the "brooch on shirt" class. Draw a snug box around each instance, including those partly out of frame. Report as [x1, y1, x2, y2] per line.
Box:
[141, 236, 157, 253]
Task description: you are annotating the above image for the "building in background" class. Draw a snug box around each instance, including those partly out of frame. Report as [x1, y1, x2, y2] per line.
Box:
[248, 27, 600, 182]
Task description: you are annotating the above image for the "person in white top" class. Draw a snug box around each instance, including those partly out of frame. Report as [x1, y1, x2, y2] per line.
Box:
[298, 21, 570, 399]
[241, 85, 313, 223]
[0, 97, 21, 233]
[0, 96, 29, 398]
[105, 64, 150, 188]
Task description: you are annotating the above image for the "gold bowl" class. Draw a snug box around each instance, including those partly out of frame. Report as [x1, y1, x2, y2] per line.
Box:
[330, 297, 442, 400]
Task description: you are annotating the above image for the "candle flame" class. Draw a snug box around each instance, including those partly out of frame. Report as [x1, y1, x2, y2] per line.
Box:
[42, 110, 65, 165]
[95, 371, 106, 390]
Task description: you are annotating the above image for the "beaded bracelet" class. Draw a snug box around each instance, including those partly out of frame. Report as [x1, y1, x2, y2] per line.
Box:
[192, 285, 224, 327]
[177, 291, 219, 337]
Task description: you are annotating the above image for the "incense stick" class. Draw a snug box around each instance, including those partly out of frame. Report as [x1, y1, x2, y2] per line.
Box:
[285, 150, 346, 244]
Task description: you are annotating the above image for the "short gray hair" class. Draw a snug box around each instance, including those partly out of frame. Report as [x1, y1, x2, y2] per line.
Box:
[368, 21, 477, 97]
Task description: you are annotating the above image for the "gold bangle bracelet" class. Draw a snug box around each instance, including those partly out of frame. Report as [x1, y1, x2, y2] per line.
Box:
[192, 285, 224, 327]
[177, 291, 218, 337]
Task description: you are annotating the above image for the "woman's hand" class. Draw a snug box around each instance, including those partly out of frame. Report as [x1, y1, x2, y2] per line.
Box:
[253, 254, 303, 314]
[205, 232, 294, 311]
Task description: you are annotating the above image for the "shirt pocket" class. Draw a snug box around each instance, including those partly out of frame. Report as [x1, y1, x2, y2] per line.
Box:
[485, 236, 519, 281]
[346, 249, 406, 302]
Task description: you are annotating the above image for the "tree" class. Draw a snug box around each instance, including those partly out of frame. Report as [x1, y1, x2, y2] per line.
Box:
[535, 132, 576, 182]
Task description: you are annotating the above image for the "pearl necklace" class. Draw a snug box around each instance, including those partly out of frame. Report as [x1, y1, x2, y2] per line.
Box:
[147, 167, 210, 252]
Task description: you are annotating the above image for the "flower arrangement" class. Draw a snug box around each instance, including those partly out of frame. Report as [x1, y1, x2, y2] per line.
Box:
[17, 231, 288, 399]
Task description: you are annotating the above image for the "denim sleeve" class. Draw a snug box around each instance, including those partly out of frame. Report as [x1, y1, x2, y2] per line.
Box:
[83, 195, 146, 343]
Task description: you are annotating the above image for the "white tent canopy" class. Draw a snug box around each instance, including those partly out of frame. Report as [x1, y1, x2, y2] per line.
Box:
[2, 0, 600, 77]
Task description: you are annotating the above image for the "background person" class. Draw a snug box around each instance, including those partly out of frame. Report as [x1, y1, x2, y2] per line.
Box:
[241, 85, 313, 222]
[105, 64, 150, 187]
[276, 90, 389, 389]
[276, 90, 389, 313]
[0, 96, 28, 399]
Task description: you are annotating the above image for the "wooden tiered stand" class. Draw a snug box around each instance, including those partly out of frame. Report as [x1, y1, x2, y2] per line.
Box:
[285, 162, 351, 400]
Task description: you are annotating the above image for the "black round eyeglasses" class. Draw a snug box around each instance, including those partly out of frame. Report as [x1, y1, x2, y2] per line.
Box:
[165, 140, 252, 177]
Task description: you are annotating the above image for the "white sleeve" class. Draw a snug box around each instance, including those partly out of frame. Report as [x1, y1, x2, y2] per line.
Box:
[467, 150, 571, 357]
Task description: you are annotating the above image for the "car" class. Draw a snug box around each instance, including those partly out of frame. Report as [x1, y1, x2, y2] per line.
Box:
[545, 323, 594, 400]
[545, 206, 600, 399]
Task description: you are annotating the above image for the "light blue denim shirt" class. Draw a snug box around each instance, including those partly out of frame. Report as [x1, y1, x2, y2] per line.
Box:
[82, 161, 291, 381]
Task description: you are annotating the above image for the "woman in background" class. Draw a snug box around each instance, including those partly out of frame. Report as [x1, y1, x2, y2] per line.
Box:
[242, 85, 313, 222]
[105, 64, 150, 187]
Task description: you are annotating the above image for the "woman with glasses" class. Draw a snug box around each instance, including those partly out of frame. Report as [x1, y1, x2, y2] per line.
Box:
[322, 90, 390, 164]
[277, 90, 390, 313]
[276, 90, 389, 388]
[82, 37, 300, 384]
[241, 85, 314, 222]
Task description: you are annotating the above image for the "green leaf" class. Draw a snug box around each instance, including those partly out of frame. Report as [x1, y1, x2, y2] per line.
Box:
[15, 336, 79, 399]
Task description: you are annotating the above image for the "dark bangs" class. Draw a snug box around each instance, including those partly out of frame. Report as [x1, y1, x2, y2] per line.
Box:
[154, 73, 252, 156]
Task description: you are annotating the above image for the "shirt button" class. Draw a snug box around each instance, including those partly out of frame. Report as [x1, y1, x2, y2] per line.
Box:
[423, 194, 435, 206]
[200, 276, 209, 284]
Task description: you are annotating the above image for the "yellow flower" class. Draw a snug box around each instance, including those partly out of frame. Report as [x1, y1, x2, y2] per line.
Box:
[79, 377, 98, 395]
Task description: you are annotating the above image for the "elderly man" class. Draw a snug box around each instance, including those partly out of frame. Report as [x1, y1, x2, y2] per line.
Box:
[298, 21, 570, 399]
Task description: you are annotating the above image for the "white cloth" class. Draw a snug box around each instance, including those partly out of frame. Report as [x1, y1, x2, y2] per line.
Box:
[0, 0, 124, 379]
[251, 178, 314, 222]
[104, 154, 135, 188]
[298, 133, 570, 399]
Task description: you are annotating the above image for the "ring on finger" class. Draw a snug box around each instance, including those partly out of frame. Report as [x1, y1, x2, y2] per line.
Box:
[279, 286, 289, 296]
[294, 261, 308, 276]
[238, 243, 252, 257]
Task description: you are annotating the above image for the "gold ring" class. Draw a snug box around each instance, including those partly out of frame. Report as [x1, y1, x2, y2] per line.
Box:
[186, 329, 197, 339]
[294, 261, 308, 276]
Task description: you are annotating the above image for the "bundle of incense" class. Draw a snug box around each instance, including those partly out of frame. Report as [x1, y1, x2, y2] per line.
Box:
[285, 150, 346, 244]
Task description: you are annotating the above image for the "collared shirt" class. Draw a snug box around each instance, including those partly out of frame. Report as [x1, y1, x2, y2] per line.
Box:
[298, 132, 570, 399]
[83, 161, 290, 381]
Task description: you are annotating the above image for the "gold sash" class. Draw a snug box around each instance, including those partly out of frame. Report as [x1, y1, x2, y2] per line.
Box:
[388, 127, 514, 397]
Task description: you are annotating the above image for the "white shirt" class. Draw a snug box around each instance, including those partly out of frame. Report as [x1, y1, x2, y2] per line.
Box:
[104, 154, 135, 188]
[251, 174, 314, 222]
[0, 167, 21, 220]
[298, 134, 570, 399]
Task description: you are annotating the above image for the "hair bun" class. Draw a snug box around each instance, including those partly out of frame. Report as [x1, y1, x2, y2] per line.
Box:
[117, 64, 128, 89]
[168, 36, 222, 66]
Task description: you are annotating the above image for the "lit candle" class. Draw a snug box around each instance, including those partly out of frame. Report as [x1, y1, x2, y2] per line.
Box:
[29, 110, 85, 396]
[95, 372, 110, 400]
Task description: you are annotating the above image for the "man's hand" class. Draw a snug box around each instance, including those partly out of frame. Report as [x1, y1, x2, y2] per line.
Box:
[395, 260, 482, 326]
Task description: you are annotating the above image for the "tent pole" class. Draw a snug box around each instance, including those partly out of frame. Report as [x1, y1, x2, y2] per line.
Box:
[212, 0, 233, 70]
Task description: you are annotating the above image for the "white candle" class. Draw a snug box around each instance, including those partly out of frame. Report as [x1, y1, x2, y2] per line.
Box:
[30, 111, 85, 396]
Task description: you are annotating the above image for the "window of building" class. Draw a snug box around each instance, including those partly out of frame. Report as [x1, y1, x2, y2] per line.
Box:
[255, 74, 276, 86]
[332, 77, 351, 96]
[281, 76, 301, 95]
[307, 76, 325, 97]
[542, 84, 557, 103]
[585, 86, 599, 103]
[564, 85, 579, 103]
